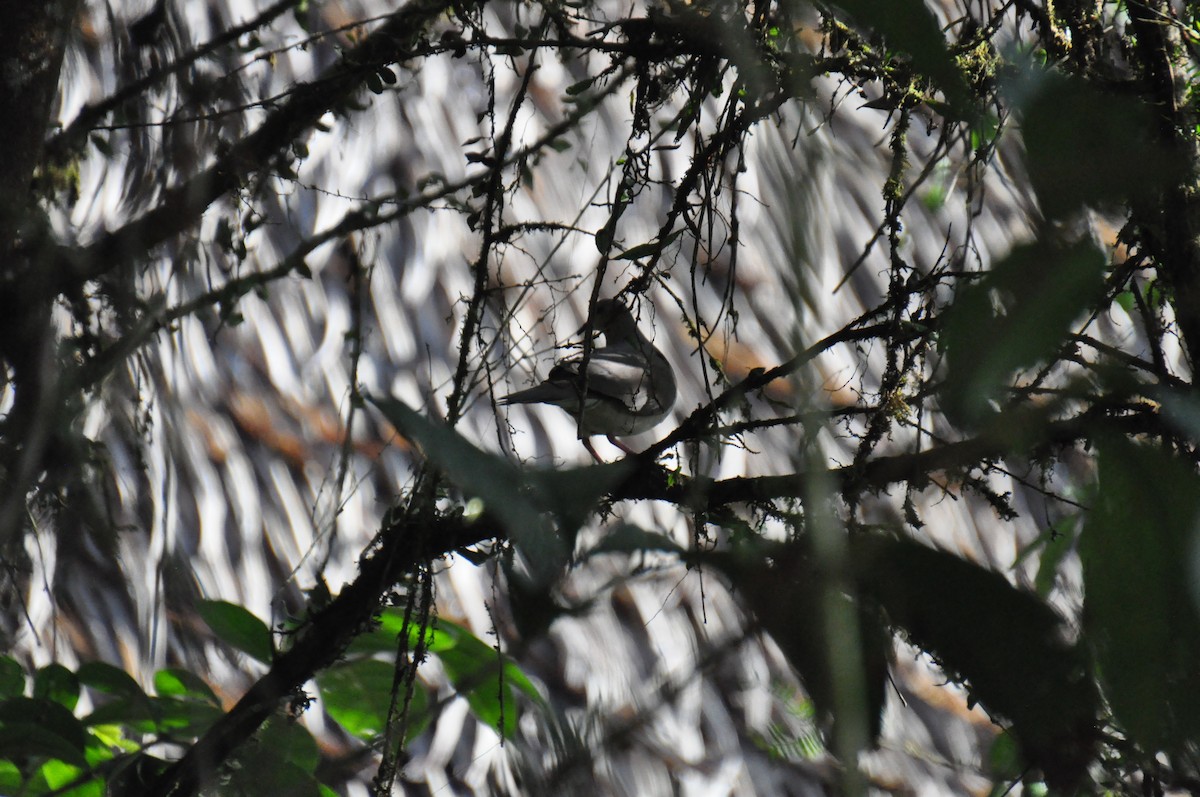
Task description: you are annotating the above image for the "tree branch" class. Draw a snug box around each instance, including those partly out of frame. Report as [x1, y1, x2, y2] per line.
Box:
[1128, 0, 1200, 366]
[629, 409, 1157, 508]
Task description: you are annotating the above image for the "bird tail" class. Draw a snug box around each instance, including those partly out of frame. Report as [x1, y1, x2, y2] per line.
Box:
[498, 383, 573, 405]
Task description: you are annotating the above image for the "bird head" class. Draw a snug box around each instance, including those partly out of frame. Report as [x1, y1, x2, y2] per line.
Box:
[583, 298, 639, 343]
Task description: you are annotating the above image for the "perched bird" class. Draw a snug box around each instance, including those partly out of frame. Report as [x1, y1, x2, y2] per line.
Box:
[501, 298, 677, 460]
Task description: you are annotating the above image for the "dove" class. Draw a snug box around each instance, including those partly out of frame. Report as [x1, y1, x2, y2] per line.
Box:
[501, 298, 676, 460]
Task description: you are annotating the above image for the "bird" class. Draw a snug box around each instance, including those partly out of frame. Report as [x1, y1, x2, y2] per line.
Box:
[500, 298, 677, 461]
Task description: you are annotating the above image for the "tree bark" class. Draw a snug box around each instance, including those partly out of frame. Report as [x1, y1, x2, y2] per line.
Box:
[1128, 0, 1200, 368]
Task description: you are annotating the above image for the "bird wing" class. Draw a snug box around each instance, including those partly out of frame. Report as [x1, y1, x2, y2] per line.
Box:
[549, 346, 653, 409]
[500, 320, 675, 437]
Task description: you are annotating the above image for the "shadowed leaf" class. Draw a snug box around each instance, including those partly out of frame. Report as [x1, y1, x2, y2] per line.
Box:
[197, 600, 274, 664]
[940, 239, 1105, 425]
[853, 533, 1097, 789]
[1081, 438, 1200, 754]
[370, 396, 631, 587]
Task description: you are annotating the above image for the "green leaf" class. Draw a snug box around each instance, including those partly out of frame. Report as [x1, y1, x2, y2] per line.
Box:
[82, 697, 156, 730]
[1032, 519, 1077, 599]
[151, 695, 223, 736]
[0, 725, 88, 768]
[196, 600, 273, 663]
[34, 664, 80, 711]
[345, 611, 542, 738]
[80, 667, 159, 729]
[969, 112, 1001, 151]
[594, 191, 630, 254]
[153, 669, 220, 706]
[0, 698, 89, 766]
[257, 718, 320, 774]
[342, 613, 540, 739]
[345, 625, 398, 657]
[615, 229, 684, 261]
[434, 625, 538, 739]
[431, 621, 541, 704]
[1080, 438, 1200, 754]
[1113, 290, 1135, 314]
[223, 742, 322, 797]
[0, 760, 20, 792]
[987, 732, 1022, 781]
[318, 658, 427, 741]
[940, 239, 1105, 425]
[565, 78, 594, 95]
[87, 724, 136, 756]
[0, 658, 24, 698]
[36, 757, 102, 796]
[292, 1, 310, 32]
[77, 662, 147, 702]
